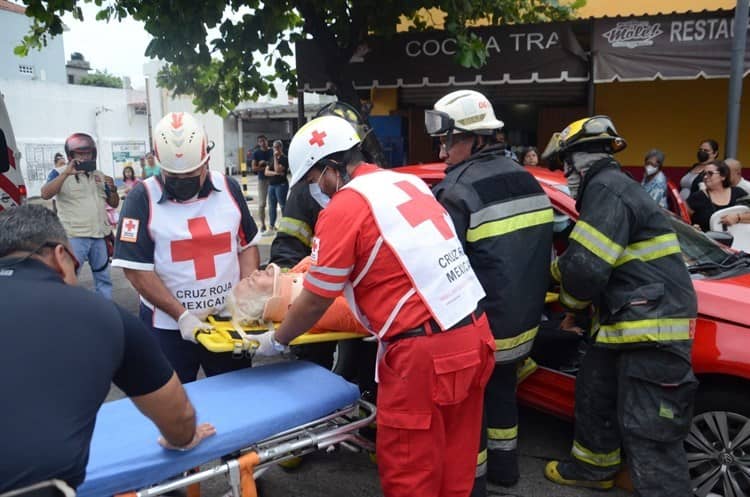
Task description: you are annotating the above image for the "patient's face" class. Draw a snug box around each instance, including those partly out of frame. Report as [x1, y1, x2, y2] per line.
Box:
[234, 265, 276, 300]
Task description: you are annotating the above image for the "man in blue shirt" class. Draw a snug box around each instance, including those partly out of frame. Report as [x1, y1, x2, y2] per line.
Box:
[0, 204, 214, 492]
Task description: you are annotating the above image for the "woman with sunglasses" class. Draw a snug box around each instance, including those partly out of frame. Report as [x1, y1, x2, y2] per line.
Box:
[686, 160, 745, 231]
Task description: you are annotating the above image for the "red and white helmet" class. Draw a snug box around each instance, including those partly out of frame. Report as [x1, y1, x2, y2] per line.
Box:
[288, 115, 361, 187]
[153, 112, 210, 174]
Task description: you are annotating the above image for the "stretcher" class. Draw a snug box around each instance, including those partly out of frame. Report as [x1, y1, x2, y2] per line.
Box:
[196, 315, 369, 354]
[77, 361, 375, 497]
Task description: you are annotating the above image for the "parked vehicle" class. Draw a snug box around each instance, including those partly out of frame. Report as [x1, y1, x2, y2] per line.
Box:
[0, 92, 26, 211]
[401, 163, 750, 497]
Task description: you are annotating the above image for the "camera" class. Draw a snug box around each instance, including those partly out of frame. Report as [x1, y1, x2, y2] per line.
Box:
[74, 160, 97, 173]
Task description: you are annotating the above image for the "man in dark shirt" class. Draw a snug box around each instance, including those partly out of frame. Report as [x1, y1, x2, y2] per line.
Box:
[252, 135, 273, 233]
[0, 204, 214, 492]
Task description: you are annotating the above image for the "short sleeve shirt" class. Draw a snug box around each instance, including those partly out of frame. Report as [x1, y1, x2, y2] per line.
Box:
[303, 164, 431, 338]
[268, 155, 289, 186]
[112, 172, 259, 270]
[252, 149, 273, 180]
[0, 260, 173, 491]
[687, 187, 745, 231]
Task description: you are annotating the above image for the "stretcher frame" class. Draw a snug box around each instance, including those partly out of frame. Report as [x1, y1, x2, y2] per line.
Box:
[116, 399, 376, 497]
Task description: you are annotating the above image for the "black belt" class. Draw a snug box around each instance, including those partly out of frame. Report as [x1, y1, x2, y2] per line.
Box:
[390, 310, 483, 343]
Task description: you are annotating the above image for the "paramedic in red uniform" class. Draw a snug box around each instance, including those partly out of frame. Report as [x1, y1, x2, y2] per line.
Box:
[113, 112, 260, 382]
[253, 115, 495, 497]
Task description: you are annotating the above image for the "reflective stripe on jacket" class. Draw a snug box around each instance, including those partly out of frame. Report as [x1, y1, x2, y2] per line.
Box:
[555, 158, 697, 348]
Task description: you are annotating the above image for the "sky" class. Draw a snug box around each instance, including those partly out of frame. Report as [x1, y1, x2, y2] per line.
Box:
[62, 3, 153, 89]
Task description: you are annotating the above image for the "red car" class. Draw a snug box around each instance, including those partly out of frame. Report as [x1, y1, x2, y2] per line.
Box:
[401, 163, 750, 497]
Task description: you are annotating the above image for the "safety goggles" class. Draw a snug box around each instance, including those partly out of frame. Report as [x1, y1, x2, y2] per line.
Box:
[424, 110, 455, 136]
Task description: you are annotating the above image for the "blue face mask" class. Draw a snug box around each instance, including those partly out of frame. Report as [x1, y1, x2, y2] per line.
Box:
[308, 183, 330, 209]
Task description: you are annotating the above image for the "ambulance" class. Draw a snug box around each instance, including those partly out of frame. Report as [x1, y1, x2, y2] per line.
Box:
[0, 91, 26, 211]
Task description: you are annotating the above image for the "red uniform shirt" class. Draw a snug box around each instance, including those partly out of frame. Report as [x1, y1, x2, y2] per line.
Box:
[304, 164, 432, 339]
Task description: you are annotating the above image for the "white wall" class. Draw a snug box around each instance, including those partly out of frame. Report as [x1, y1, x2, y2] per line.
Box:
[0, 78, 149, 197]
[0, 9, 67, 84]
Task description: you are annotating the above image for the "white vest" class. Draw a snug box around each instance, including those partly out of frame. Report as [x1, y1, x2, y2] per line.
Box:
[143, 173, 241, 329]
[342, 169, 485, 336]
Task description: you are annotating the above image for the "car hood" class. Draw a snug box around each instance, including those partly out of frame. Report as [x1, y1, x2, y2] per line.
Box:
[693, 273, 750, 327]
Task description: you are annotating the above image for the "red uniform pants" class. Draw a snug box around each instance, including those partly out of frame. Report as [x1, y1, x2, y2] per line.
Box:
[376, 315, 495, 497]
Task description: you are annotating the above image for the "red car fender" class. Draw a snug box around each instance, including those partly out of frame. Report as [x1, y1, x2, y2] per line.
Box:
[692, 318, 750, 381]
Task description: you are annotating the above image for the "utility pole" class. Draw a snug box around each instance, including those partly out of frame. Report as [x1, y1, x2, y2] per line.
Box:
[726, 0, 749, 158]
[144, 76, 154, 152]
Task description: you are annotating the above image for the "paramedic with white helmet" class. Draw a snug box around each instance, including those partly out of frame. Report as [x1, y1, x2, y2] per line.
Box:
[113, 112, 261, 382]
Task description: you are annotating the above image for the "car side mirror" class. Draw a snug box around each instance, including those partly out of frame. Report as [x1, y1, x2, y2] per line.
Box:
[705, 230, 734, 247]
[0, 129, 9, 174]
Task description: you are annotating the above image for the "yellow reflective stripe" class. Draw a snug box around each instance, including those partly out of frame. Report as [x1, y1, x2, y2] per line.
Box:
[494, 327, 537, 363]
[469, 194, 550, 228]
[597, 318, 692, 344]
[477, 448, 488, 466]
[277, 217, 313, 246]
[488, 426, 518, 440]
[615, 233, 681, 267]
[569, 220, 623, 266]
[466, 209, 553, 243]
[572, 441, 621, 467]
[550, 259, 561, 283]
[559, 286, 590, 310]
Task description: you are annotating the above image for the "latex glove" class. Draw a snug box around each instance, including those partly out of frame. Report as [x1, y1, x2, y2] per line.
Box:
[254, 330, 288, 357]
[177, 311, 213, 343]
[158, 422, 217, 451]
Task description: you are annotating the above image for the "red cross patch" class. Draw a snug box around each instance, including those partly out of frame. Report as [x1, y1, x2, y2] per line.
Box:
[170, 217, 232, 280]
[309, 130, 327, 147]
[395, 181, 454, 240]
[120, 217, 139, 243]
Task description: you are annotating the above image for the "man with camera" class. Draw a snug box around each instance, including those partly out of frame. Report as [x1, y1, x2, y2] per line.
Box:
[41, 133, 119, 299]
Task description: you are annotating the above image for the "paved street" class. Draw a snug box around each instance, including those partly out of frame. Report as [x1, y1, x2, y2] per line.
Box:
[75, 214, 629, 497]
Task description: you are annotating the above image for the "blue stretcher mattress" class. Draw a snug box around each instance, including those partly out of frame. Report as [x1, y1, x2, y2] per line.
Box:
[77, 361, 360, 497]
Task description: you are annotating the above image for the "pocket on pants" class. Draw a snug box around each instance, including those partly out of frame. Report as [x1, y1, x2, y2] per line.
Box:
[432, 349, 481, 406]
[377, 408, 432, 468]
[621, 353, 698, 442]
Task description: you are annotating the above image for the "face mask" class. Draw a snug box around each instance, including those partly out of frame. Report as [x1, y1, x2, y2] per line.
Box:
[164, 175, 201, 201]
[564, 163, 582, 199]
[697, 150, 710, 163]
[645, 165, 659, 176]
[309, 183, 330, 209]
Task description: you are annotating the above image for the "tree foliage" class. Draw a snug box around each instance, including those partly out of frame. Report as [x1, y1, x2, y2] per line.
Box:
[18, 0, 585, 115]
[78, 69, 123, 88]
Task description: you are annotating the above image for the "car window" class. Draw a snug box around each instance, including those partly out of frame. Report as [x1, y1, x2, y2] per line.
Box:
[669, 217, 734, 268]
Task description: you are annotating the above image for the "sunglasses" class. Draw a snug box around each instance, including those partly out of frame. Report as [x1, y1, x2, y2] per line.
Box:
[704, 170, 720, 177]
[40, 242, 80, 272]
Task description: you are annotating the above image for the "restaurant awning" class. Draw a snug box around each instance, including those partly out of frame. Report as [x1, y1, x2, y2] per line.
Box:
[593, 10, 750, 83]
[296, 22, 589, 93]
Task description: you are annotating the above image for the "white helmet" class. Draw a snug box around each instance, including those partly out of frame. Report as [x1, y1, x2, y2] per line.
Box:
[425, 89, 504, 136]
[153, 112, 211, 174]
[288, 115, 361, 187]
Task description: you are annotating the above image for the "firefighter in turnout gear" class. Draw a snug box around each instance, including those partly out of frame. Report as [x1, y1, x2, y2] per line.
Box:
[542, 116, 698, 497]
[427, 90, 554, 493]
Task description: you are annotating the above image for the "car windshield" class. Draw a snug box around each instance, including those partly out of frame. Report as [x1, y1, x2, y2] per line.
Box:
[669, 217, 750, 277]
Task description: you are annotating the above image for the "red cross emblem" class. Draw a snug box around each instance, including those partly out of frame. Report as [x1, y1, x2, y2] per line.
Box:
[395, 181, 454, 240]
[309, 130, 327, 147]
[125, 219, 136, 232]
[170, 217, 232, 280]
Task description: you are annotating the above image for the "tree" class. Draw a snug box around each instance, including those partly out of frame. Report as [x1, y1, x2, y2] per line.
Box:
[18, 0, 584, 115]
[79, 69, 123, 88]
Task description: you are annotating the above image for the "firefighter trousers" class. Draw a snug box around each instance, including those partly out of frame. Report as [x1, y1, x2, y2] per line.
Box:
[376, 316, 495, 497]
[570, 343, 697, 497]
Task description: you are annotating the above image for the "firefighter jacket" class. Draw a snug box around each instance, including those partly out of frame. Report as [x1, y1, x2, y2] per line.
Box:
[269, 181, 322, 267]
[433, 145, 553, 363]
[551, 158, 697, 347]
